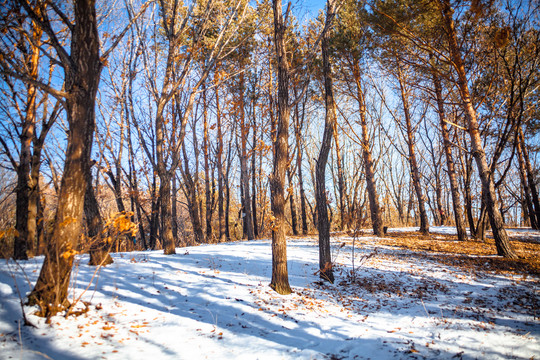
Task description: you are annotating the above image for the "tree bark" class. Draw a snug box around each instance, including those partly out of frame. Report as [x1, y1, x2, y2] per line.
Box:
[332, 120, 347, 231]
[396, 67, 429, 234]
[215, 71, 226, 242]
[203, 85, 213, 242]
[519, 127, 540, 229]
[270, 0, 292, 295]
[316, 0, 338, 284]
[516, 132, 537, 228]
[439, 0, 517, 258]
[287, 169, 299, 236]
[294, 97, 309, 235]
[13, 12, 43, 260]
[432, 71, 467, 240]
[352, 61, 383, 236]
[28, 0, 103, 316]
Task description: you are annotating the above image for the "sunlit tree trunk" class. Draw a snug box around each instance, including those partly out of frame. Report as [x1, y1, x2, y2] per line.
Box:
[269, 0, 292, 295]
[316, 0, 338, 284]
[439, 0, 516, 258]
[28, 0, 103, 316]
[432, 72, 467, 240]
[287, 169, 299, 236]
[294, 96, 309, 235]
[13, 12, 43, 260]
[396, 68, 429, 234]
[352, 61, 383, 236]
[215, 71, 226, 242]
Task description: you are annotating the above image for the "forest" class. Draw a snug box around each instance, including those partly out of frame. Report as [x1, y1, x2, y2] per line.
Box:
[0, 0, 539, 358]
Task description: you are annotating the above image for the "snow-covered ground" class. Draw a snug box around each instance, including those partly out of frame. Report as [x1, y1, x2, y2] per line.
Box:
[1, 227, 538, 359]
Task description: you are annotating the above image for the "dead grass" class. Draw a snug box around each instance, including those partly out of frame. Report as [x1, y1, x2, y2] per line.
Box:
[351, 231, 540, 277]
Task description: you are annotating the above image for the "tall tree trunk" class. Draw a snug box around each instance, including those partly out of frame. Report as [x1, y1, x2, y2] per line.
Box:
[516, 131, 537, 229]
[149, 178, 160, 250]
[215, 72, 226, 242]
[28, 0, 102, 316]
[332, 121, 346, 231]
[155, 90, 176, 254]
[251, 114, 259, 238]
[238, 72, 255, 240]
[203, 85, 213, 242]
[160, 172, 176, 254]
[316, 0, 338, 284]
[172, 175, 179, 241]
[433, 72, 467, 240]
[294, 98, 309, 235]
[439, 0, 517, 258]
[181, 144, 205, 244]
[352, 60, 383, 236]
[13, 14, 43, 260]
[287, 169, 299, 236]
[270, 0, 292, 295]
[397, 68, 429, 234]
[519, 127, 540, 229]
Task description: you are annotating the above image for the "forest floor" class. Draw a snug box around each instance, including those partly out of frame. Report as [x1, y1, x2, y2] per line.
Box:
[0, 226, 538, 359]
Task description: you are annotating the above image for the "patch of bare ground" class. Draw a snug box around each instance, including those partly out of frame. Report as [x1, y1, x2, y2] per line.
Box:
[351, 231, 540, 277]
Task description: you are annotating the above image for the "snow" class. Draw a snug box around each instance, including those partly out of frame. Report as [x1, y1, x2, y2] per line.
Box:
[1, 227, 538, 359]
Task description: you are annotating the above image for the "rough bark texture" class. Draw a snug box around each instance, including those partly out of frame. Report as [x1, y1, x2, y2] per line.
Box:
[439, 0, 517, 258]
[316, 0, 337, 284]
[433, 72, 467, 241]
[28, 0, 102, 316]
[352, 61, 383, 236]
[270, 0, 292, 295]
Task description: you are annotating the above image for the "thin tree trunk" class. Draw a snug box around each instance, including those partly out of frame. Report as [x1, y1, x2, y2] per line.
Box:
[519, 128, 540, 229]
[214, 70, 226, 242]
[181, 144, 204, 244]
[225, 142, 233, 240]
[287, 169, 299, 236]
[203, 85, 213, 242]
[316, 0, 338, 284]
[294, 98, 309, 235]
[352, 61, 383, 236]
[433, 71, 467, 240]
[149, 177, 160, 250]
[516, 131, 537, 228]
[251, 114, 259, 238]
[332, 120, 347, 231]
[397, 68, 429, 234]
[238, 72, 255, 240]
[440, 0, 517, 258]
[172, 175, 179, 241]
[13, 15, 42, 260]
